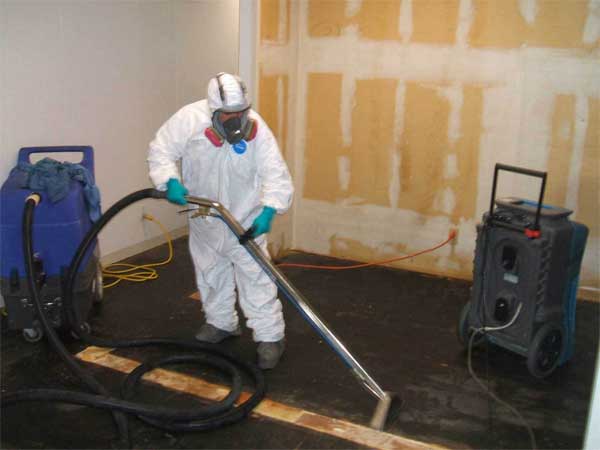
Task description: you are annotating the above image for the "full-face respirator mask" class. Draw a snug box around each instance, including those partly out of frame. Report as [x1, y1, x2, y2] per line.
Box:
[205, 73, 258, 148]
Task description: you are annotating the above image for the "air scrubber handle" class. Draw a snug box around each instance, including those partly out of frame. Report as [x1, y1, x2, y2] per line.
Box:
[18, 146, 95, 176]
[489, 163, 547, 232]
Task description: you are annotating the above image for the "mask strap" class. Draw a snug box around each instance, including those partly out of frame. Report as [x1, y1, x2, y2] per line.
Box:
[216, 72, 226, 102]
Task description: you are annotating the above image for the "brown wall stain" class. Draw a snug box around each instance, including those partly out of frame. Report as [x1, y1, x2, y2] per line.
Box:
[411, 0, 459, 44]
[346, 79, 397, 206]
[304, 73, 345, 202]
[546, 95, 576, 206]
[577, 97, 600, 239]
[470, 0, 590, 49]
[398, 83, 449, 215]
[260, 0, 289, 43]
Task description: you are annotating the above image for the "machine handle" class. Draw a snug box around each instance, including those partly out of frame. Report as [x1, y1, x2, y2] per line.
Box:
[238, 226, 256, 245]
[151, 189, 167, 199]
[489, 163, 547, 233]
[18, 146, 95, 175]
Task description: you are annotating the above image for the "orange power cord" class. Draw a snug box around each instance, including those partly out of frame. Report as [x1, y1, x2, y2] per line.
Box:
[276, 229, 457, 270]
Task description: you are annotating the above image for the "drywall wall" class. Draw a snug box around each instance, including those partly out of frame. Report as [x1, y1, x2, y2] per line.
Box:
[258, 0, 600, 298]
[257, 0, 295, 257]
[0, 0, 239, 261]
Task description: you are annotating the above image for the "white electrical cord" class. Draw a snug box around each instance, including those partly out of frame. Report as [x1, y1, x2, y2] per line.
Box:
[467, 303, 538, 450]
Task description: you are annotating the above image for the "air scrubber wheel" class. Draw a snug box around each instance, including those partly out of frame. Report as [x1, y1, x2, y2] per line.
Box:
[527, 323, 564, 379]
[71, 321, 91, 340]
[92, 263, 103, 304]
[22, 322, 43, 343]
[457, 300, 484, 348]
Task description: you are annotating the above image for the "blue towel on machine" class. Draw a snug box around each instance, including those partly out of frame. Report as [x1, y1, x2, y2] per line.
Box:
[13, 157, 102, 222]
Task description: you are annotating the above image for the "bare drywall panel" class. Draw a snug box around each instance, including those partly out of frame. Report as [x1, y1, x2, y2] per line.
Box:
[259, 0, 600, 294]
[261, 0, 289, 43]
[347, 79, 396, 206]
[411, 0, 459, 44]
[578, 97, 600, 239]
[304, 72, 344, 203]
[546, 95, 576, 206]
[355, 1, 402, 41]
[259, 73, 289, 159]
[470, 0, 593, 49]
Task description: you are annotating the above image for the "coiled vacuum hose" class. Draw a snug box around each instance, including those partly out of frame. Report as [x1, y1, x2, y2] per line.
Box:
[2, 189, 265, 447]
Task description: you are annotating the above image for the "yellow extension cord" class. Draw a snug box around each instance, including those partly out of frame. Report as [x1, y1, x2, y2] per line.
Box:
[101, 214, 173, 289]
[99, 215, 453, 287]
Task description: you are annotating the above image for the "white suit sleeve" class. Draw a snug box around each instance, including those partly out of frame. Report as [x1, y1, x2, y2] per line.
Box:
[147, 107, 195, 190]
[255, 120, 294, 214]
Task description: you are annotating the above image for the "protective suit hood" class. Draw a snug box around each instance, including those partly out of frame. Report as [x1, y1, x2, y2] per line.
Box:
[207, 73, 250, 113]
[207, 73, 255, 145]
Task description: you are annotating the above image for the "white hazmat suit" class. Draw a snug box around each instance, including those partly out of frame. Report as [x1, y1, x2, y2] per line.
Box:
[147, 73, 294, 343]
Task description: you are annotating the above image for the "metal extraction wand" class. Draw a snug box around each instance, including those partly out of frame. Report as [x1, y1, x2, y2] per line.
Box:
[186, 196, 395, 430]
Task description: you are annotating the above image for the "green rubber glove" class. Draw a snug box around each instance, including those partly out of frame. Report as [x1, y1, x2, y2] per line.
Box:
[251, 206, 276, 237]
[166, 178, 188, 205]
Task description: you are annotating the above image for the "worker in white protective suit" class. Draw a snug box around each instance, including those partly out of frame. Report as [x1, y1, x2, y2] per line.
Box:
[147, 72, 294, 369]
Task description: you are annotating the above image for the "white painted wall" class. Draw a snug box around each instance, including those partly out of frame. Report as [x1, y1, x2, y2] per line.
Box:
[238, 0, 258, 104]
[0, 0, 239, 260]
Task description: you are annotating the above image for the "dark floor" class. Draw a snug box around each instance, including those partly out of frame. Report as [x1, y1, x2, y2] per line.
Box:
[2, 237, 598, 449]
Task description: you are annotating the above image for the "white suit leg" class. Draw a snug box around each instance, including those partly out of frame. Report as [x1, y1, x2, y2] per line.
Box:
[230, 235, 284, 342]
[189, 222, 239, 332]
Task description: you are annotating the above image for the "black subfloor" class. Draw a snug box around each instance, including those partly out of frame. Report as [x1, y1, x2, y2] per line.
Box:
[2, 237, 598, 449]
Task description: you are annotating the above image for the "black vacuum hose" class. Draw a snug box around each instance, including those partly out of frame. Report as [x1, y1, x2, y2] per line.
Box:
[2, 189, 265, 447]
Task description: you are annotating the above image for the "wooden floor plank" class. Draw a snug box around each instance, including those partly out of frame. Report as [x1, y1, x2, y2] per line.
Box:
[76, 346, 448, 450]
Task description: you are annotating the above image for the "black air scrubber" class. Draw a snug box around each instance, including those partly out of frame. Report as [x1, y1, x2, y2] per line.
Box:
[458, 164, 588, 378]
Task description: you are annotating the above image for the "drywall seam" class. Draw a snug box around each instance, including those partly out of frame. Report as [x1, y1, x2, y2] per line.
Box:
[456, 0, 474, 47]
[583, 0, 600, 45]
[567, 94, 590, 214]
[389, 81, 405, 209]
[290, 0, 308, 250]
[438, 84, 464, 145]
[345, 0, 362, 18]
[399, 0, 413, 44]
[341, 75, 356, 147]
[518, 0, 539, 25]
[294, 40, 599, 96]
[445, 154, 459, 180]
[338, 155, 351, 192]
[277, 75, 285, 147]
[278, 0, 288, 43]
